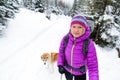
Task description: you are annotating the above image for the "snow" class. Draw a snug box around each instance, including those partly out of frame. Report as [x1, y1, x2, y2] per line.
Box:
[0, 8, 120, 80]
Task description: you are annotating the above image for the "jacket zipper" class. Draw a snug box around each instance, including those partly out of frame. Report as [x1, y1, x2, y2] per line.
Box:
[70, 37, 76, 74]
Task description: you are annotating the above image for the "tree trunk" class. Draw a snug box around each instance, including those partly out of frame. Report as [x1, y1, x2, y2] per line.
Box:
[116, 48, 120, 58]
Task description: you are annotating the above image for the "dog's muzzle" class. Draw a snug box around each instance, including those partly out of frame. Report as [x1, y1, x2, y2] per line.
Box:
[43, 60, 47, 65]
[44, 62, 46, 65]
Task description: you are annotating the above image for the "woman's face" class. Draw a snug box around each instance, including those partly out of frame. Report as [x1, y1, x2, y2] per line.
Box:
[70, 24, 86, 38]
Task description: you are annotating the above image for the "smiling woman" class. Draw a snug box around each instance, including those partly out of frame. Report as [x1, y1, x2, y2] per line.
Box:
[57, 15, 99, 80]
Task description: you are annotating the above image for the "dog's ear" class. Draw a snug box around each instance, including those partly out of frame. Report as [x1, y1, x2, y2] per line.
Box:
[40, 55, 43, 59]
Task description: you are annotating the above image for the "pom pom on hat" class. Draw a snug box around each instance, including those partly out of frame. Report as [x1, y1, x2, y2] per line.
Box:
[70, 15, 88, 29]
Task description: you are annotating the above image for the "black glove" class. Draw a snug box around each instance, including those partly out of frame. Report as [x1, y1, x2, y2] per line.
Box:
[58, 66, 65, 74]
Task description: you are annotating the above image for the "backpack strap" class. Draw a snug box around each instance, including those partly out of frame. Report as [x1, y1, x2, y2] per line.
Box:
[63, 34, 69, 65]
[65, 63, 86, 73]
[63, 34, 69, 49]
[83, 39, 89, 58]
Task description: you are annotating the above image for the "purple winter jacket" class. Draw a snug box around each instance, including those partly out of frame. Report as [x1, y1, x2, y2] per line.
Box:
[57, 26, 99, 80]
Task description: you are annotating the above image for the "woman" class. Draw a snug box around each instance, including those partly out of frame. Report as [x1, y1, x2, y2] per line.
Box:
[57, 15, 99, 80]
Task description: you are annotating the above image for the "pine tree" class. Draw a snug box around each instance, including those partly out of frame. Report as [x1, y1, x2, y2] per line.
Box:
[68, 0, 78, 17]
[90, 0, 120, 50]
[0, 0, 19, 36]
[35, 0, 44, 13]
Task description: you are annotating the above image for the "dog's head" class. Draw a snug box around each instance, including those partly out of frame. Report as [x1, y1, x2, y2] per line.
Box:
[40, 53, 50, 65]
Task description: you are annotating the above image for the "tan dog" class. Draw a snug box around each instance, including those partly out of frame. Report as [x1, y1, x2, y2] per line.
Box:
[40, 52, 58, 72]
[40, 52, 58, 65]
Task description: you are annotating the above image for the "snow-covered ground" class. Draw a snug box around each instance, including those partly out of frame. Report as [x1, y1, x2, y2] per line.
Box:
[0, 8, 120, 80]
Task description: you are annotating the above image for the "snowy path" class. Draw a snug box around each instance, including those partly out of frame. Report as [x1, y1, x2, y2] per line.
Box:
[0, 8, 70, 80]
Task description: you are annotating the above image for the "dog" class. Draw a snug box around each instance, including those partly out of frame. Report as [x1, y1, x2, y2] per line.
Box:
[40, 52, 58, 65]
[40, 52, 58, 72]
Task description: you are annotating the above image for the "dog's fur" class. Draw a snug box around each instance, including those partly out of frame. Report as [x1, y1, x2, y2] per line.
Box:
[40, 52, 58, 65]
[40, 52, 58, 72]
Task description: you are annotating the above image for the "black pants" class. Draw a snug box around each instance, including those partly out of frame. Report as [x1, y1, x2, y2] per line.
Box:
[64, 69, 86, 80]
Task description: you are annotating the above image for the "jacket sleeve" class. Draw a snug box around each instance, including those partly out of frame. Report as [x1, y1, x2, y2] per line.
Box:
[87, 40, 99, 80]
[57, 36, 65, 67]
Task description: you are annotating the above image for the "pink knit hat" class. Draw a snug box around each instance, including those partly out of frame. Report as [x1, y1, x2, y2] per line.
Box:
[70, 15, 88, 29]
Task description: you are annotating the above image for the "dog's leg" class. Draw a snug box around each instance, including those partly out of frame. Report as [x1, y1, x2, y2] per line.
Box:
[49, 63, 54, 73]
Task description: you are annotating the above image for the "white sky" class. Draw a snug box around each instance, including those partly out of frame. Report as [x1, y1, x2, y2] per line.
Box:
[0, 8, 120, 80]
